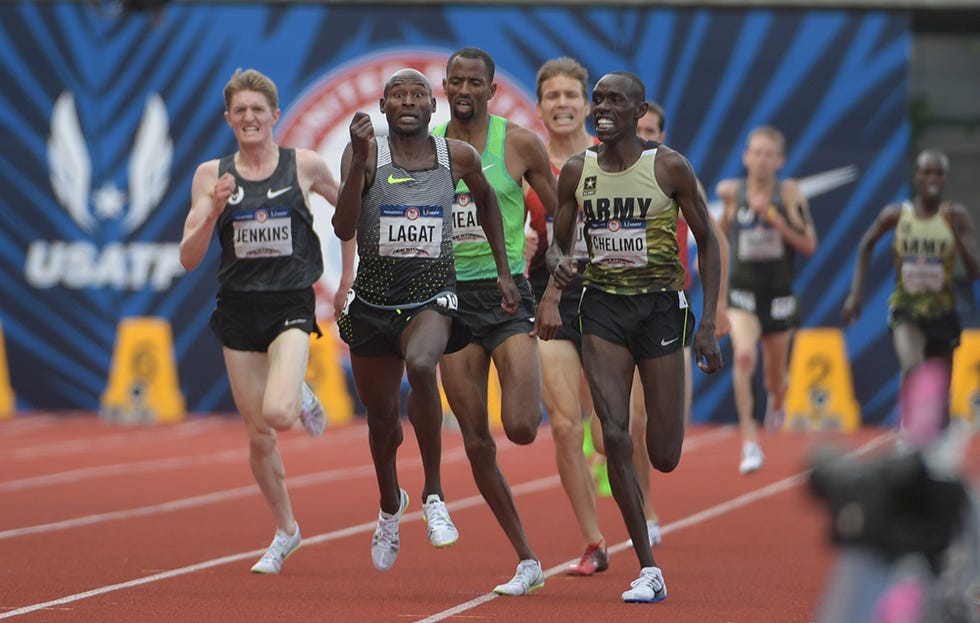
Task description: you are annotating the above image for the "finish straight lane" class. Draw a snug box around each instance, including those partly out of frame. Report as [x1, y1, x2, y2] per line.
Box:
[0, 426, 894, 623]
[0, 419, 737, 618]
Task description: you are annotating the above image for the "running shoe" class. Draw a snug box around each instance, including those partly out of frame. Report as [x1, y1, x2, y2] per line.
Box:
[566, 540, 609, 576]
[299, 382, 326, 437]
[622, 566, 668, 603]
[371, 489, 408, 571]
[250, 524, 302, 574]
[422, 494, 459, 548]
[647, 519, 663, 546]
[627, 520, 663, 547]
[493, 559, 545, 596]
[765, 407, 785, 432]
[739, 441, 764, 475]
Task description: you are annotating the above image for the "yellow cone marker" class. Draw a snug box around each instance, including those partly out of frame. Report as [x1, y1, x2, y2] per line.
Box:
[0, 320, 15, 420]
[100, 317, 185, 424]
[950, 329, 980, 427]
[784, 328, 860, 432]
[306, 321, 354, 426]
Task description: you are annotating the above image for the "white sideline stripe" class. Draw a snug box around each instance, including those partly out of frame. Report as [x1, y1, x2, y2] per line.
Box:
[6, 416, 367, 461]
[0, 482, 560, 620]
[0, 425, 738, 619]
[0, 433, 380, 491]
[411, 431, 896, 623]
[9, 418, 227, 460]
[0, 422, 728, 493]
[0, 424, 369, 492]
[0, 415, 63, 436]
[681, 424, 735, 449]
[0, 449, 246, 492]
[0, 426, 735, 540]
[0, 446, 456, 541]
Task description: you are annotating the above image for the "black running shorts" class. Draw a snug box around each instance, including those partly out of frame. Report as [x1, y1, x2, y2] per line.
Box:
[578, 288, 695, 359]
[728, 287, 799, 335]
[338, 295, 471, 359]
[456, 274, 536, 353]
[889, 308, 962, 358]
[209, 287, 322, 352]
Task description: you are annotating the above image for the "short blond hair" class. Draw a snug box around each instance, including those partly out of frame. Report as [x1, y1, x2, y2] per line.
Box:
[747, 125, 785, 154]
[223, 68, 279, 111]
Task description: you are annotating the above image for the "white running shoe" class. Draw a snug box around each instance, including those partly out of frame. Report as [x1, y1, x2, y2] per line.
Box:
[371, 489, 408, 571]
[622, 566, 668, 603]
[647, 520, 663, 546]
[627, 519, 663, 547]
[299, 382, 326, 437]
[422, 494, 459, 548]
[739, 441, 764, 475]
[493, 559, 545, 596]
[764, 407, 785, 432]
[250, 525, 302, 574]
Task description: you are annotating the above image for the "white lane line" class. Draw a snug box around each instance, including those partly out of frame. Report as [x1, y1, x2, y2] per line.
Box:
[0, 428, 734, 538]
[0, 426, 739, 619]
[411, 431, 896, 623]
[0, 415, 64, 436]
[0, 481, 553, 620]
[0, 449, 246, 492]
[7, 418, 228, 460]
[0, 424, 369, 492]
[0, 441, 483, 540]
[5, 416, 370, 461]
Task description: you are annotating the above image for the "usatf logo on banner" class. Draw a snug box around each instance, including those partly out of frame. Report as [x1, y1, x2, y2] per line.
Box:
[24, 92, 184, 291]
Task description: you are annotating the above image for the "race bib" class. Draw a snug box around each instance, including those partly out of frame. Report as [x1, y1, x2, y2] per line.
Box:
[545, 213, 589, 261]
[379, 205, 443, 258]
[901, 258, 944, 293]
[770, 295, 797, 321]
[588, 218, 647, 268]
[451, 192, 487, 244]
[233, 208, 292, 258]
[737, 226, 784, 261]
[730, 288, 757, 313]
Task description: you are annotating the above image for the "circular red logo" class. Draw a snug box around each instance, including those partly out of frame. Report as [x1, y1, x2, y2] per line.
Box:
[405, 207, 419, 220]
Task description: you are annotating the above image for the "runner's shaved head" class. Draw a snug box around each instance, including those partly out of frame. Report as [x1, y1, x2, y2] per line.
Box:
[916, 148, 949, 173]
[384, 68, 431, 97]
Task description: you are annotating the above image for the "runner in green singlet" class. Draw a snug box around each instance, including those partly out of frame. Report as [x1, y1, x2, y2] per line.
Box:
[433, 47, 557, 597]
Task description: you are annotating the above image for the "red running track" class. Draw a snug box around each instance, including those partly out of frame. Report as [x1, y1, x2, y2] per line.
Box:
[0, 414, 975, 622]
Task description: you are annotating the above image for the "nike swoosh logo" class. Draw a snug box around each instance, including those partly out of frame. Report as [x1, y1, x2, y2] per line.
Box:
[660, 337, 679, 347]
[482, 164, 495, 173]
[284, 318, 306, 327]
[388, 174, 415, 184]
[705, 165, 858, 216]
[267, 186, 292, 199]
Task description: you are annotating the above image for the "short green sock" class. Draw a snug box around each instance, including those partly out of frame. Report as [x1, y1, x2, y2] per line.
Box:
[582, 419, 596, 457]
[593, 460, 612, 497]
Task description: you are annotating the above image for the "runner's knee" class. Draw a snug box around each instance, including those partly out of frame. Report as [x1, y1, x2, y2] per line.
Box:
[734, 347, 757, 372]
[504, 407, 542, 445]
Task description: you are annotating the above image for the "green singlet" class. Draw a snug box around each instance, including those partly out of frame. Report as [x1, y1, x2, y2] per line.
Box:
[433, 115, 526, 281]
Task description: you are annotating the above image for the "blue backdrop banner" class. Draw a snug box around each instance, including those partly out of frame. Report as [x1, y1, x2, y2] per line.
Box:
[0, 2, 910, 423]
